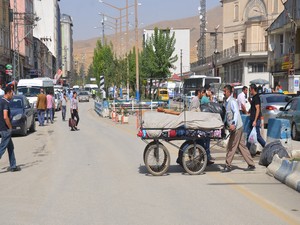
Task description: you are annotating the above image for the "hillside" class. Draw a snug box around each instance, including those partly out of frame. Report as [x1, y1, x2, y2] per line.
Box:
[73, 6, 223, 68]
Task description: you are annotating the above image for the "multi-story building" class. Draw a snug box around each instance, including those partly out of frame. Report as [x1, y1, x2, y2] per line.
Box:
[192, 0, 284, 87]
[143, 28, 190, 76]
[33, 0, 61, 77]
[268, 0, 300, 92]
[60, 14, 73, 80]
[0, 0, 11, 86]
[10, 0, 35, 79]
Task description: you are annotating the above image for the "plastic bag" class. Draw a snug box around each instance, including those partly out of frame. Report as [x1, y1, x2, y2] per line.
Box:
[248, 127, 257, 144]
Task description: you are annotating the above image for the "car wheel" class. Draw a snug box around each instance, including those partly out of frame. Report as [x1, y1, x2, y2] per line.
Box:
[291, 123, 300, 140]
[29, 118, 36, 133]
[21, 121, 28, 136]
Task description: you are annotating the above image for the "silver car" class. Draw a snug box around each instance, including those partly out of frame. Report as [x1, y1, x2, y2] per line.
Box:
[259, 93, 291, 127]
[78, 91, 90, 102]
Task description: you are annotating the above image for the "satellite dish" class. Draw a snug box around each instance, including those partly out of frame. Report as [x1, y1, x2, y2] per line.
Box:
[199, 15, 203, 19]
[198, 6, 201, 11]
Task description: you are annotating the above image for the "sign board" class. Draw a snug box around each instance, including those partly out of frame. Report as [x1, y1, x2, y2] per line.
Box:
[90, 78, 96, 81]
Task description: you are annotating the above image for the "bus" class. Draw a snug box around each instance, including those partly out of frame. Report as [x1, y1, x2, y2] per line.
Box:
[182, 75, 221, 95]
[17, 77, 54, 107]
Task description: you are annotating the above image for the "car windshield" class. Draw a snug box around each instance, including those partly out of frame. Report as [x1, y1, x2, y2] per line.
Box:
[79, 92, 89, 95]
[266, 95, 288, 103]
[9, 99, 23, 108]
[17, 87, 40, 97]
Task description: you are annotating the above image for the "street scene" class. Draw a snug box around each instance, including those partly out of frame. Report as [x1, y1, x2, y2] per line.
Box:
[0, 0, 300, 225]
[0, 101, 299, 225]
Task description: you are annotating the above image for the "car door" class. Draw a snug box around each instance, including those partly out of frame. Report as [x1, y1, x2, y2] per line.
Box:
[283, 99, 297, 125]
[24, 97, 33, 129]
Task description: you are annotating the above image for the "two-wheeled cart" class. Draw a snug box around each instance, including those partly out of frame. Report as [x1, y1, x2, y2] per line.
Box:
[140, 127, 224, 176]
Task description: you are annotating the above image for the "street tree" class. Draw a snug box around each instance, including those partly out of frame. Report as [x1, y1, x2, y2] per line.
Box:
[141, 27, 178, 98]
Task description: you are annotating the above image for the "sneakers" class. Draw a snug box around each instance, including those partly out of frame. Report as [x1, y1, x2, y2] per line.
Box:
[246, 165, 256, 171]
[222, 165, 232, 173]
[7, 166, 21, 172]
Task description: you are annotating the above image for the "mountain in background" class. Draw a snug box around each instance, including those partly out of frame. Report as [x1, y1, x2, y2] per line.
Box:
[73, 6, 223, 68]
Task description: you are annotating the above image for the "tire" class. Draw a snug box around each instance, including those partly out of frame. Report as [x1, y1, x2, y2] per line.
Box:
[176, 140, 193, 166]
[291, 123, 300, 140]
[182, 143, 207, 175]
[144, 142, 170, 176]
[21, 121, 28, 136]
[29, 118, 36, 133]
[143, 141, 157, 164]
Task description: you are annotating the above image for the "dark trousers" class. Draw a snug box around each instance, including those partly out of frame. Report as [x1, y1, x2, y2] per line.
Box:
[71, 110, 79, 126]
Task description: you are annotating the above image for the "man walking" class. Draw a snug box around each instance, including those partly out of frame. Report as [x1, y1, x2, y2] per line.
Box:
[237, 86, 248, 114]
[247, 84, 266, 149]
[222, 85, 255, 172]
[46, 92, 54, 123]
[0, 86, 21, 172]
[61, 92, 68, 121]
[36, 88, 47, 126]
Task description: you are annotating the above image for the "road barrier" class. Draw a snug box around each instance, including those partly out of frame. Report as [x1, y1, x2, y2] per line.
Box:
[267, 155, 300, 192]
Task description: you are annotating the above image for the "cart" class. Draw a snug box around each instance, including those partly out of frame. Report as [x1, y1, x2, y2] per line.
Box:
[138, 111, 225, 176]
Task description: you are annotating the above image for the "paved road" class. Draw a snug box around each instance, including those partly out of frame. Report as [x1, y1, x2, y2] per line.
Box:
[0, 101, 299, 225]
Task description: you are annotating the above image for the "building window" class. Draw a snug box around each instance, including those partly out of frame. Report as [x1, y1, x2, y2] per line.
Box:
[279, 34, 284, 55]
[248, 62, 267, 73]
[234, 4, 239, 21]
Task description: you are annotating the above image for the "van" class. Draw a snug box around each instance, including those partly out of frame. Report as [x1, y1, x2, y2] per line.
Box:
[157, 88, 169, 101]
[17, 77, 54, 108]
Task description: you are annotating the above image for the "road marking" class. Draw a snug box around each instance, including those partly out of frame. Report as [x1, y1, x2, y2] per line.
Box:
[210, 172, 300, 225]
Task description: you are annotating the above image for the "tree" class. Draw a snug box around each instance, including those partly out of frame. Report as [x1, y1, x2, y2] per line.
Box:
[141, 27, 178, 98]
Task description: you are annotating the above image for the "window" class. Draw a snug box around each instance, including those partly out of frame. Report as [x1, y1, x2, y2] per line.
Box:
[234, 4, 239, 21]
[279, 34, 284, 55]
[248, 63, 267, 73]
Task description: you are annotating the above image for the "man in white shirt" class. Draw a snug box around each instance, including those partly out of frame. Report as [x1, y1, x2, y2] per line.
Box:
[237, 86, 248, 114]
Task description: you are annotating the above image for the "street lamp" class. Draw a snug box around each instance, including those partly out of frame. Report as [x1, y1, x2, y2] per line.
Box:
[209, 25, 221, 77]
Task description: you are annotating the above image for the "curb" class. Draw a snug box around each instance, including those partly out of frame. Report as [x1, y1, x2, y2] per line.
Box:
[267, 155, 300, 192]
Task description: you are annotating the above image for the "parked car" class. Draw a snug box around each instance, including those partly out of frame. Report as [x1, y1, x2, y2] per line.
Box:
[78, 91, 90, 102]
[182, 90, 195, 103]
[277, 96, 300, 140]
[260, 93, 291, 127]
[10, 95, 36, 136]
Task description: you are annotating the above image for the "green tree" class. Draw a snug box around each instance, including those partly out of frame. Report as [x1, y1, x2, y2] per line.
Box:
[141, 27, 178, 98]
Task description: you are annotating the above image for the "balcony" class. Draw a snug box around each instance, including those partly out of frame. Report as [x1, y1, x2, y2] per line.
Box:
[191, 42, 268, 68]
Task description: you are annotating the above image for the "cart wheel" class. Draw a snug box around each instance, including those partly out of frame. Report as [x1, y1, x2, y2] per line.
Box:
[144, 142, 170, 176]
[182, 143, 207, 175]
[176, 141, 193, 166]
[143, 141, 157, 164]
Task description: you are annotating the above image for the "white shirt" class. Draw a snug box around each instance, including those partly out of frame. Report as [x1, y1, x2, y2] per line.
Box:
[237, 92, 247, 111]
[0, 89, 4, 95]
[189, 96, 200, 112]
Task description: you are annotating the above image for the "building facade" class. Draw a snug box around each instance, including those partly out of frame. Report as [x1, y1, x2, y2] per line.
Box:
[33, 0, 61, 77]
[143, 28, 190, 76]
[268, 0, 300, 92]
[60, 14, 73, 80]
[192, 0, 284, 87]
[0, 0, 11, 86]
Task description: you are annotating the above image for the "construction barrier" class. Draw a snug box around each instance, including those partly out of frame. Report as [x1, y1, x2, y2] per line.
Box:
[267, 155, 300, 192]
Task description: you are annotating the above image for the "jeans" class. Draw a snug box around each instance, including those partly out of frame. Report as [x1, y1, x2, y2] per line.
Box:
[46, 108, 53, 122]
[247, 119, 266, 149]
[196, 138, 212, 160]
[37, 109, 45, 125]
[62, 105, 66, 120]
[0, 130, 16, 168]
[71, 110, 79, 126]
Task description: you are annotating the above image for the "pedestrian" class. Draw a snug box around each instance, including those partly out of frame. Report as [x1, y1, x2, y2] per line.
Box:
[200, 88, 210, 105]
[36, 88, 47, 126]
[0, 85, 4, 95]
[70, 91, 79, 131]
[0, 85, 21, 172]
[46, 91, 54, 123]
[237, 86, 248, 114]
[189, 89, 201, 112]
[247, 84, 266, 149]
[61, 92, 68, 121]
[222, 85, 255, 172]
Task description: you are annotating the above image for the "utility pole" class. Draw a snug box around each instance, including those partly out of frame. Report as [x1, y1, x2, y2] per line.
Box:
[135, 0, 139, 101]
[13, 0, 19, 83]
[198, 0, 206, 62]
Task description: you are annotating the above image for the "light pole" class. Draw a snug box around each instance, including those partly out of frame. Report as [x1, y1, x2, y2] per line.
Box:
[209, 25, 221, 76]
[134, 0, 139, 101]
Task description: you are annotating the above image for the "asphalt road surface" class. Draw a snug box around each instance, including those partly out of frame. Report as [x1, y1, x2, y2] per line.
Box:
[0, 101, 299, 225]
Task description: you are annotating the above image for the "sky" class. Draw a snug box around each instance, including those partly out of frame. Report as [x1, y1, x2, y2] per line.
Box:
[59, 0, 221, 41]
